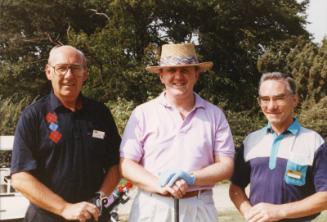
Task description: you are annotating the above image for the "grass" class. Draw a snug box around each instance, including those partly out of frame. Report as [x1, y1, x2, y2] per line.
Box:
[121, 210, 327, 222]
[219, 210, 244, 221]
[218, 210, 327, 222]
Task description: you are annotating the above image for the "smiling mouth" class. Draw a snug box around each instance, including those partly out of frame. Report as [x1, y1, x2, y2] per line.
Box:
[172, 83, 186, 87]
[63, 83, 75, 87]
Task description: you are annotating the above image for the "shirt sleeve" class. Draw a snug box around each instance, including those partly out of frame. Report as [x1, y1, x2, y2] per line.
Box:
[214, 110, 235, 157]
[313, 143, 327, 192]
[231, 144, 251, 188]
[10, 108, 39, 174]
[104, 106, 121, 167]
[120, 108, 144, 162]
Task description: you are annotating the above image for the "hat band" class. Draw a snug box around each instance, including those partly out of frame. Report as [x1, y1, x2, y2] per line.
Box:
[159, 56, 199, 66]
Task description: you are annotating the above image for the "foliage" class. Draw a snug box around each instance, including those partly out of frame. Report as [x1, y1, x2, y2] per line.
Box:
[0, 96, 33, 135]
[0, 0, 107, 99]
[226, 110, 266, 147]
[258, 37, 327, 106]
[299, 96, 327, 140]
[2, 0, 325, 140]
[1, 0, 309, 108]
[106, 98, 136, 135]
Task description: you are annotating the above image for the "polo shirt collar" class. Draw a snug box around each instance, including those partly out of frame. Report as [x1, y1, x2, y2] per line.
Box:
[158, 91, 205, 109]
[265, 118, 301, 135]
[49, 91, 85, 112]
[50, 91, 63, 111]
[287, 118, 301, 135]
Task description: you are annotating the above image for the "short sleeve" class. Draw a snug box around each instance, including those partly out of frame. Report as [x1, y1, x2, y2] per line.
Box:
[120, 108, 144, 162]
[313, 143, 327, 192]
[231, 144, 251, 188]
[10, 108, 39, 174]
[214, 110, 235, 157]
[104, 106, 121, 167]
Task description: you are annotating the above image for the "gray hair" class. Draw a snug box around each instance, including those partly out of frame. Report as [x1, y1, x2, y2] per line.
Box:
[259, 72, 297, 95]
[48, 45, 87, 67]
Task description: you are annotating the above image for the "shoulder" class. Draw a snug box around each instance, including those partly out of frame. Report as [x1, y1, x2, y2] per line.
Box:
[83, 96, 106, 108]
[315, 142, 327, 156]
[133, 97, 159, 115]
[244, 127, 267, 144]
[297, 126, 324, 150]
[83, 97, 111, 115]
[298, 126, 323, 139]
[196, 94, 223, 112]
[20, 95, 50, 119]
[195, 94, 227, 122]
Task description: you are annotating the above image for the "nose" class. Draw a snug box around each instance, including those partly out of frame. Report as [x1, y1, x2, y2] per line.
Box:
[174, 69, 184, 79]
[64, 68, 74, 78]
[267, 99, 278, 110]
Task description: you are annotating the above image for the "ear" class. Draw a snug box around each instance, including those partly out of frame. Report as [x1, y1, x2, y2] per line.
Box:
[159, 72, 165, 84]
[195, 71, 200, 81]
[45, 64, 52, 80]
[292, 94, 299, 107]
[82, 69, 88, 82]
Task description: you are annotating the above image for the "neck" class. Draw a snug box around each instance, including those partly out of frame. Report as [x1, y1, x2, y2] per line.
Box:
[271, 118, 294, 135]
[60, 99, 77, 111]
[165, 92, 195, 119]
[55, 94, 78, 112]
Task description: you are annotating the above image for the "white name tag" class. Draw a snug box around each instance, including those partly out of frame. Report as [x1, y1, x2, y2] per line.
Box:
[287, 170, 301, 179]
[92, 130, 105, 139]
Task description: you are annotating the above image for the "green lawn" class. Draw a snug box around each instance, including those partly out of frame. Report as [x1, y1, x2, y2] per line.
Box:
[121, 210, 327, 221]
[218, 210, 327, 222]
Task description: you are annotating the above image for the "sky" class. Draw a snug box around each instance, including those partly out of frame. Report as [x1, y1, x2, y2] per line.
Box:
[304, 0, 327, 43]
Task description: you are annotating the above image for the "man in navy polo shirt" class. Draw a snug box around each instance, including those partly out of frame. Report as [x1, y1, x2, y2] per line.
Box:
[229, 72, 327, 222]
[11, 45, 121, 222]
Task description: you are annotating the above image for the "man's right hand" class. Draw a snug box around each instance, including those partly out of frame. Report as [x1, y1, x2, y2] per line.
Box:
[159, 170, 195, 187]
[61, 202, 100, 222]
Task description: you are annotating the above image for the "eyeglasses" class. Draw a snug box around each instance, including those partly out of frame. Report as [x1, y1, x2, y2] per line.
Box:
[257, 93, 293, 106]
[49, 64, 85, 77]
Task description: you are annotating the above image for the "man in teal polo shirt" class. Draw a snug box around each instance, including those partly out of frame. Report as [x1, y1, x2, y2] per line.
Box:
[230, 72, 327, 222]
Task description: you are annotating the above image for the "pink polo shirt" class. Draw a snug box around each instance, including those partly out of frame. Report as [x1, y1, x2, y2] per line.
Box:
[120, 92, 235, 189]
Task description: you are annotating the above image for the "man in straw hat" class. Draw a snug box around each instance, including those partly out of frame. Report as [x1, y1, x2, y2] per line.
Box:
[120, 43, 235, 221]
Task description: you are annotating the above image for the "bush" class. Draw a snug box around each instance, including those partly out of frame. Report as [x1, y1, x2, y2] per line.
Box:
[0, 96, 32, 135]
[106, 98, 137, 135]
[226, 110, 266, 147]
[299, 96, 327, 140]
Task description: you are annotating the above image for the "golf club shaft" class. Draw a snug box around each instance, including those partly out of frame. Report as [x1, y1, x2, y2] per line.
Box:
[174, 198, 179, 222]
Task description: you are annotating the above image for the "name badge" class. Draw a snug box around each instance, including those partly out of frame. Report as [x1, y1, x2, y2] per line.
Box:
[287, 170, 301, 179]
[92, 130, 105, 139]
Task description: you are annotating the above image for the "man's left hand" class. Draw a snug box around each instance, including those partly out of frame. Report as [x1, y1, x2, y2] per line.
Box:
[245, 202, 286, 222]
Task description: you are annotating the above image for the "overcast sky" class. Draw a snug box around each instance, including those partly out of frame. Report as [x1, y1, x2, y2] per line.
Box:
[305, 0, 327, 43]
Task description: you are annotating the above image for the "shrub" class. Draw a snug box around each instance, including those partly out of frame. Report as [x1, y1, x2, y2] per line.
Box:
[0, 96, 32, 135]
[106, 98, 137, 135]
[299, 96, 327, 140]
[226, 110, 266, 147]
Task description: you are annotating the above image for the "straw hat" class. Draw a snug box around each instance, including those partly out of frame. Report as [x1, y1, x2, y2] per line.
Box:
[146, 43, 213, 74]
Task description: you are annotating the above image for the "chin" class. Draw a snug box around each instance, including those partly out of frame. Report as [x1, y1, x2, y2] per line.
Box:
[60, 92, 78, 99]
[266, 116, 279, 123]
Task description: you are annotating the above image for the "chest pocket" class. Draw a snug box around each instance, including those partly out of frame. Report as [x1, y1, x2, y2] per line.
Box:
[89, 129, 108, 157]
[284, 153, 310, 186]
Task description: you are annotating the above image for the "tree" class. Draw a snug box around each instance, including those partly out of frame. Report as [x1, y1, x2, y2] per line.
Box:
[0, 0, 107, 99]
[0, 0, 312, 135]
[1, 0, 309, 107]
[258, 37, 327, 106]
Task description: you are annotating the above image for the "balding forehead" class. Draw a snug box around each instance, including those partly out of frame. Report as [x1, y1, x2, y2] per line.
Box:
[48, 45, 86, 65]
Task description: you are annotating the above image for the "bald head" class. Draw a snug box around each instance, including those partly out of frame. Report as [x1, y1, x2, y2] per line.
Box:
[48, 45, 87, 67]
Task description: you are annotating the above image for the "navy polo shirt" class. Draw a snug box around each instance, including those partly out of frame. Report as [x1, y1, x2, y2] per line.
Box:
[231, 120, 326, 222]
[11, 92, 121, 204]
